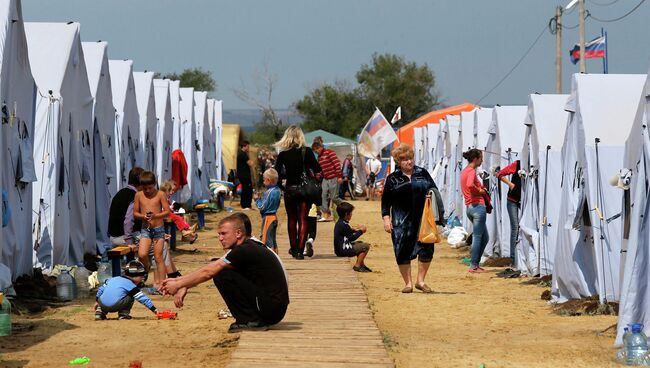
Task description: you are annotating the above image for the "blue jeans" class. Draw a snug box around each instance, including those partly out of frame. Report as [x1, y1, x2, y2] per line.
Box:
[467, 204, 489, 268]
[506, 201, 519, 262]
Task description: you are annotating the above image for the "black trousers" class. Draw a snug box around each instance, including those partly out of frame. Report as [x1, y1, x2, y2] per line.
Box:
[239, 178, 253, 209]
[338, 179, 353, 200]
[214, 269, 287, 325]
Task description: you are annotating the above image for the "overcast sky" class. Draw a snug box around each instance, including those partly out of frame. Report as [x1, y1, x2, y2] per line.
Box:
[22, 0, 650, 110]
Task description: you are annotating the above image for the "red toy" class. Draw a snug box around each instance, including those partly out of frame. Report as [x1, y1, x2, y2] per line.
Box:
[156, 310, 178, 320]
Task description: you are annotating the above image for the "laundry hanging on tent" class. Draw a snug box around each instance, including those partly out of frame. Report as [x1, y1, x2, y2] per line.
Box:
[15, 120, 37, 184]
[172, 149, 189, 189]
[2, 191, 11, 227]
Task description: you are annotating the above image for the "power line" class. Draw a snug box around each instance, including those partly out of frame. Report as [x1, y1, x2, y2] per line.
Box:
[476, 25, 548, 105]
[588, 0, 621, 6]
[588, 0, 646, 22]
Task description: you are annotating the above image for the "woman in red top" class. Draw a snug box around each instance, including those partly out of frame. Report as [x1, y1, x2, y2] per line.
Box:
[460, 149, 489, 273]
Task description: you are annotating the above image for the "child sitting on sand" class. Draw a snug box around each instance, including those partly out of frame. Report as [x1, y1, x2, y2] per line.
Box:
[333, 202, 372, 272]
[95, 261, 157, 320]
[254, 169, 281, 253]
[134, 171, 171, 290]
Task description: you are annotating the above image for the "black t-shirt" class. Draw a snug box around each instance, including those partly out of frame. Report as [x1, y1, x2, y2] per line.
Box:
[237, 150, 251, 179]
[224, 240, 289, 305]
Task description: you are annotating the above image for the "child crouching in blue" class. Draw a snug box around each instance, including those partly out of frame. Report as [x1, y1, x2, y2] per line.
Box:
[94, 261, 157, 320]
[254, 168, 281, 253]
[334, 202, 372, 272]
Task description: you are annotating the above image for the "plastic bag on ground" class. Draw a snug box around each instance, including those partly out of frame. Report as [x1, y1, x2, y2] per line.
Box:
[448, 227, 469, 248]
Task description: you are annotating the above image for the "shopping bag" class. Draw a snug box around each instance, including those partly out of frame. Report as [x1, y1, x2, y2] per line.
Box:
[418, 196, 441, 244]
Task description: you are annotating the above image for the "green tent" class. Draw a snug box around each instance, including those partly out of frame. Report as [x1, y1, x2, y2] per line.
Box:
[303, 129, 356, 146]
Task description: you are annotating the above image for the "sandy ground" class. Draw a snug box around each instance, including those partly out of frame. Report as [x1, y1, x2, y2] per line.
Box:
[1, 199, 621, 367]
[1, 210, 241, 368]
[349, 199, 620, 368]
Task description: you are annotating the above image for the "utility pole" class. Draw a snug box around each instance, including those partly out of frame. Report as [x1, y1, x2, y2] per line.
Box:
[555, 6, 562, 93]
[579, 0, 586, 73]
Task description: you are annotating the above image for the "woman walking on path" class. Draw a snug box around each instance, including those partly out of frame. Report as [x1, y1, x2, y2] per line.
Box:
[381, 143, 438, 293]
[460, 148, 489, 273]
[274, 126, 322, 259]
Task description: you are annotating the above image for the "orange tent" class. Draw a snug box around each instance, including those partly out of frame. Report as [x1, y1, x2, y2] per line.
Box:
[396, 103, 477, 146]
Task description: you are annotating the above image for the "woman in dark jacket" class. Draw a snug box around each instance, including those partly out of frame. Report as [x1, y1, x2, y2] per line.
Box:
[274, 125, 322, 259]
[382, 143, 438, 293]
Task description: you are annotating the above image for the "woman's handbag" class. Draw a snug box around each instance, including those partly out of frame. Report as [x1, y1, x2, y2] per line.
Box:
[418, 193, 441, 244]
[298, 148, 322, 205]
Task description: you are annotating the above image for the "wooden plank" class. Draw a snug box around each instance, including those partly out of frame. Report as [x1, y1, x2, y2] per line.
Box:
[227, 232, 393, 368]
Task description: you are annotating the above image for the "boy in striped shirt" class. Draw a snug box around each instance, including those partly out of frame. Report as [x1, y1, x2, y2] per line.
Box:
[311, 142, 341, 222]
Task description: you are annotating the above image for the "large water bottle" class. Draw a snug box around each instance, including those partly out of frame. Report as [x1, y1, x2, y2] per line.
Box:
[0, 292, 11, 336]
[74, 267, 91, 299]
[56, 269, 77, 301]
[626, 323, 649, 365]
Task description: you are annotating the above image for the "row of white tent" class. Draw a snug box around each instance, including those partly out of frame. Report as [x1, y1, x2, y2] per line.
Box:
[0, 1, 224, 289]
[413, 69, 650, 345]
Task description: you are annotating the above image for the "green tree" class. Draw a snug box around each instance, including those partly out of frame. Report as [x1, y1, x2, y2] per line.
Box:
[295, 81, 371, 138]
[356, 53, 440, 126]
[162, 67, 217, 92]
[294, 53, 441, 137]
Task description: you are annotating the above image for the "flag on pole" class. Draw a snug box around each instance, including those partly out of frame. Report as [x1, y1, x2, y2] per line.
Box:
[390, 106, 402, 124]
[358, 108, 398, 158]
[569, 36, 606, 65]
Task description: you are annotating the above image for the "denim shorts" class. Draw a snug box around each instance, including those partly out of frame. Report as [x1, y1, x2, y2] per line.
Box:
[140, 226, 165, 240]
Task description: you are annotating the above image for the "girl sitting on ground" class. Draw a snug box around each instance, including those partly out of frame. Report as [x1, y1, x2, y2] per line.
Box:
[160, 180, 198, 243]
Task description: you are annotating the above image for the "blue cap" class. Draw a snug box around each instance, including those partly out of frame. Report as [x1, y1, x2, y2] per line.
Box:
[630, 323, 644, 333]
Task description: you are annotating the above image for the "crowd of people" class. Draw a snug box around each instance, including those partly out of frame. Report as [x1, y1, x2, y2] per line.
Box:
[95, 124, 523, 334]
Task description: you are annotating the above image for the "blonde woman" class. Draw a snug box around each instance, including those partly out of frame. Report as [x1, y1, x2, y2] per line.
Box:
[381, 143, 438, 293]
[274, 125, 322, 259]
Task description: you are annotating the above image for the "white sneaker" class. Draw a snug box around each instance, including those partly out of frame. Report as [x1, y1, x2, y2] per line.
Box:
[304, 238, 314, 257]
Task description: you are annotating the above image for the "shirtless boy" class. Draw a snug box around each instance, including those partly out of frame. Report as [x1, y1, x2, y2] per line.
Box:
[134, 171, 171, 290]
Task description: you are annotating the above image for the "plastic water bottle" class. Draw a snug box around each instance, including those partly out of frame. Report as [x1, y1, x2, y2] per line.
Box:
[56, 269, 77, 301]
[74, 267, 91, 299]
[0, 292, 11, 336]
[97, 262, 112, 285]
[626, 323, 649, 365]
[617, 327, 632, 363]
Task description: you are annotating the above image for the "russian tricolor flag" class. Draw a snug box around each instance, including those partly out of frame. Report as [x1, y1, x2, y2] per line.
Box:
[569, 36, 606, 65]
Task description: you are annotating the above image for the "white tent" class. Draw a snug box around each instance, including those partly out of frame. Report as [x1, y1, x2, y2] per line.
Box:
[517, 94, 569, 276]
[109, 60, 140, 188]
[459, 110, 478, 151]
[616, 67, 650, 345]
[26, 22, 96, 268]
[82, 41, 116, 256]
[206, 98, 217, 181]
[426, 123, 440, 174]
[483, 105, 527, 259]
[179, 87, 199, 204]
[169, 80, 182, 151]
[440, 115, 461, 219]
[193, 91, 210, 199]
[133, 71, 157, 172]
[153, 79, 173, 183]
[213, 100, 224, 180]
[552, 74, 646, 304]
[0, 0, 36, 283]
[458, 110, 479, 230]
[413, 127, 426, 168]
[474, 107, 493, 150]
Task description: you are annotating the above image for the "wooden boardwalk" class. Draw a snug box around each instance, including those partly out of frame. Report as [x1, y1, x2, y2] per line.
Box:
[227, 228, 394, 367]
